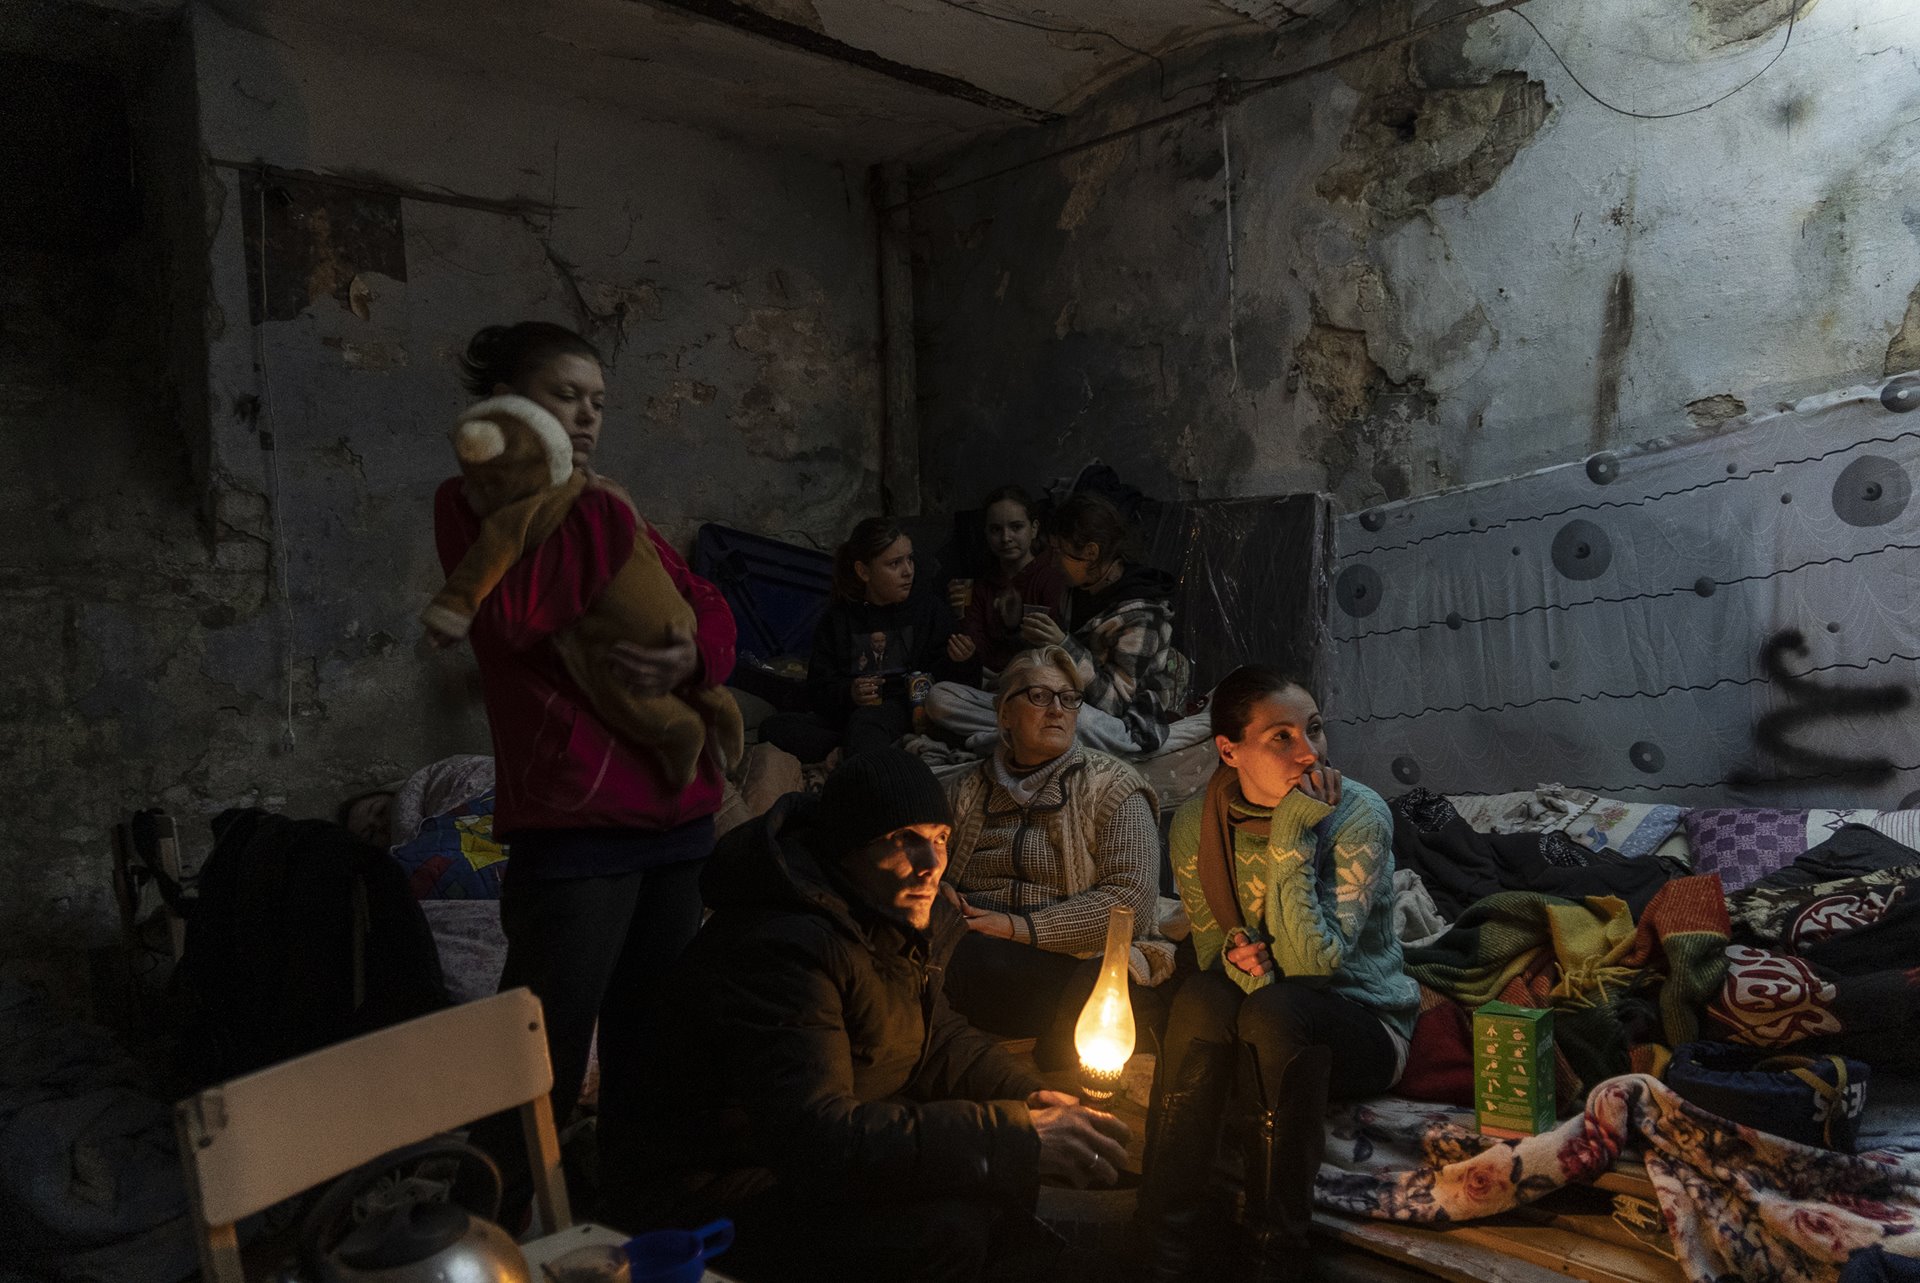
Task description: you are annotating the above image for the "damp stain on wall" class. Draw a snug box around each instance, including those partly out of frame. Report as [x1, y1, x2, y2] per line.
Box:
[913, 0, 1913, 520]
[911, 0, 1565, 511]
[1592, 269, 1636, 450]
[240, 173, 407, 324]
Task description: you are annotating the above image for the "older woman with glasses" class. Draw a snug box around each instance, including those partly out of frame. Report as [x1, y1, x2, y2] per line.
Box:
[939, 646, 1178, 1070]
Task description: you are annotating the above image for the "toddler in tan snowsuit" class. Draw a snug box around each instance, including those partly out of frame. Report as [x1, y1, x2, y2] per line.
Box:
[422, 395, 743, 789]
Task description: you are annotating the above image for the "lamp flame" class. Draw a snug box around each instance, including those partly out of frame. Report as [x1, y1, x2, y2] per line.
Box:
[1073, 906, 1136, 1094]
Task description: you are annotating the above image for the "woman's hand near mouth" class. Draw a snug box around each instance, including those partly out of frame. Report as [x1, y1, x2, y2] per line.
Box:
[1298, 765, 1343, 807]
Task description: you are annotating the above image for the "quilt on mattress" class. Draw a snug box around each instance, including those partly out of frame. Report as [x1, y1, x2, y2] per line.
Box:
[389, 788, 507, 899]
[1318, 1078, 1920, 1283]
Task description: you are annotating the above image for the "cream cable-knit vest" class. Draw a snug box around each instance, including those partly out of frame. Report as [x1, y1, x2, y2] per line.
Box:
[946, 747, 1175, 982]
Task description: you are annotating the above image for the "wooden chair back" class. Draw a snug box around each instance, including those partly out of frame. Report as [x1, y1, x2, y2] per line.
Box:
[174, 987, 570, 1283]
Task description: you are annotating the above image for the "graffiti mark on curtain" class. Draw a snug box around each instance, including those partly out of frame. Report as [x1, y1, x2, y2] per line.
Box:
[1733, 629, 1914, 787]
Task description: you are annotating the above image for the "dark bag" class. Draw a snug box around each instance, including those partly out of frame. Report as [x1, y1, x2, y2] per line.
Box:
[1666, 1040, 1869, 1151]
[134, 807, 450, 1083]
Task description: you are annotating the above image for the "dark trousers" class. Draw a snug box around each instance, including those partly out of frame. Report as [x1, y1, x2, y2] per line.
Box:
[471, 856, 707, 1212]
[943, 933, 1175, 1073]
[760, 701, 911, 763]
[720, 1187, 1009, 1283]
[1161, 970, 1398, 1106]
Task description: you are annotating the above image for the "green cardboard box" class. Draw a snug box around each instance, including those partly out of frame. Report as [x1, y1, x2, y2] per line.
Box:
[1473, 1001, 1556, 1138]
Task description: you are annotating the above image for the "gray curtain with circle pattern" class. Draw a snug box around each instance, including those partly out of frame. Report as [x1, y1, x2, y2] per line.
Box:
[1326, 372, 1920, 810]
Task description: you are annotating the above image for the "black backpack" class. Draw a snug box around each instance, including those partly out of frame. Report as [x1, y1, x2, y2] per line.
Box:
[133, 807, 450, 1084]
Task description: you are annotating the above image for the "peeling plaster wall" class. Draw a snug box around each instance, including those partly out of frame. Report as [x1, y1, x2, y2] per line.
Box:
[194, 0, 881, 545]
[911, 0, 1920, 516]
[4, 2, 882, 962]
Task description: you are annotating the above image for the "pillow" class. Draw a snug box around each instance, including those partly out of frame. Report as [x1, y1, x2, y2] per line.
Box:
[1445, 785, 1685, 857]
[1648, 829, 1692, 869]
[1571, 798, 1686, 858]
[1876, 809, 1920, 850]
[1447, 787, 1589, 836]
[1684, 808, 1810, 891]
[1810, 808, 1920, 853]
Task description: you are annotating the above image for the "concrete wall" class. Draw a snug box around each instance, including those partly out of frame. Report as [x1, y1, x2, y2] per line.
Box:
[0, 28, 216, 992]
[5, 1, 883, 962]
[910, 0, 1920, 514]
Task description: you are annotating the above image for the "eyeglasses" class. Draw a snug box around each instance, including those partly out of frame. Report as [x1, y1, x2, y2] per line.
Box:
[1015, 686, 1083, 710]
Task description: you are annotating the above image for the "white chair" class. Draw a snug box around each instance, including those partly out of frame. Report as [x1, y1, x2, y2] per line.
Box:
[174, 987, 571, 1283]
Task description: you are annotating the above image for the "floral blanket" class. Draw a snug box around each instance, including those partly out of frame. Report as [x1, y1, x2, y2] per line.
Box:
[1319, 1076, 1920, 1282]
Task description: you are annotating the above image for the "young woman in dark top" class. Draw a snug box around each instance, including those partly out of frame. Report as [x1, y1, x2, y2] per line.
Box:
[759, 517, 968, 762]
[945, 485, 1068, 676]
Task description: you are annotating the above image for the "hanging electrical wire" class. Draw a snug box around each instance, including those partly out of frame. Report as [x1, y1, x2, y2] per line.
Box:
[889, 0, 1806, 213]
[1509, 0, 1800, 121]
[251, 174, 299, 752]
[886, 0, 1536, 211]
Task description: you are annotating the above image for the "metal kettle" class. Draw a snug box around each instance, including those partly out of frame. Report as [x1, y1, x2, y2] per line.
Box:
[299, 1138, 531, 1283]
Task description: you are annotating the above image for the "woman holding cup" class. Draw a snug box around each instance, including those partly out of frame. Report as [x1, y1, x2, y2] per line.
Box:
[929, 491, 1185, 757]
[945, 485, 1067, 678]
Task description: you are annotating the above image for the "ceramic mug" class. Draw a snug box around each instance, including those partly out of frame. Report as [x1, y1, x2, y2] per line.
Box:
[627, 1219, 733, 1283]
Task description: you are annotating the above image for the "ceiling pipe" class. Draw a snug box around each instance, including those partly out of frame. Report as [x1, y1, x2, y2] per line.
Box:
[629, 0, 1057, 123]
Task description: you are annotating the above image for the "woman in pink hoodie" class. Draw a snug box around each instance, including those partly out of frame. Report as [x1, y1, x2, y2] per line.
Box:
[435, 321, 736, 1218]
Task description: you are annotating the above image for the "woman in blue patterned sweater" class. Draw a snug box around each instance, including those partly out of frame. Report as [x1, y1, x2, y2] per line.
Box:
[1139, 665, 1418, 1282]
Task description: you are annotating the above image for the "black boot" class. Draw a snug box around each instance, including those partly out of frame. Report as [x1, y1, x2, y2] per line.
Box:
[1136, 1040, 1234, 1283]
[1242, 1044, 1332, 1283]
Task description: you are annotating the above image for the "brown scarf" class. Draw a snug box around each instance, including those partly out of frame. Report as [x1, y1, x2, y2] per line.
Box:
[1196, 764, 1251, 940]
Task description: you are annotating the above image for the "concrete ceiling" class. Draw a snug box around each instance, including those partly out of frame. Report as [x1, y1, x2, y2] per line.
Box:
[196, 0, 1361, 161]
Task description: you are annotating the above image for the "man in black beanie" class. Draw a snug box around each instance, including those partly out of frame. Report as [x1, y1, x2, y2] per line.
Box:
[633, 749, 1129, 1282]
